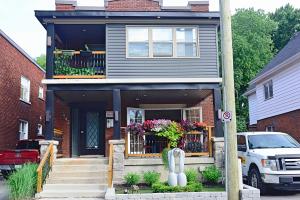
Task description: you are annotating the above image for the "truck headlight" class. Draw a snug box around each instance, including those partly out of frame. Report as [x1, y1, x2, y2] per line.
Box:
[261, 159, 277, 171]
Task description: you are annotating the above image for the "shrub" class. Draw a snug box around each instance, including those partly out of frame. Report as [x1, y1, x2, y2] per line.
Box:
[161, 148, 170, 169]
[152, 182, 202, 193]
[143, 171, 160, 186]
[7, 163, 38, 200]
[124, 172, 141, 186]
[202, 165, 222, 184]
[185, 168, 198, 183]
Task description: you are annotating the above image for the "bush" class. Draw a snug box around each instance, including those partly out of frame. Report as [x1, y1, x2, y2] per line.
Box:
[7, 163, 38, 200]
[185, 168, 198, 183]
[161, 148, 170, 169]
[152, 182, 202, 193]
[143, 171, 160, 186]
[124, 172, 141, 186]
[202, 165, 222, 184]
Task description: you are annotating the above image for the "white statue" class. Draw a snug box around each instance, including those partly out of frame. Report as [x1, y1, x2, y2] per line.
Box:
[168, 148, 187, 187]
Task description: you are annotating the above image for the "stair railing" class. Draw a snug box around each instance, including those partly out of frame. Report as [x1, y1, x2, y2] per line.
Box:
[36, 142, 54, 193]
[108, 143, 114, 188]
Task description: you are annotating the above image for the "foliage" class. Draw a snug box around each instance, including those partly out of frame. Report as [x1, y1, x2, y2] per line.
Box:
[161, 148, 170, 169]
[36, 54, 46, 70]
[152, 182, 202, 193]
[156, 121, 183, 147]
[143, 171, 160, 186]
[7, 163, 38, 200]
[202, 165, 222, 184]
[270, 4, 300, 51]
[124, 172, 141, 186]
[185, 168, 199, 183]
[232, 9, 277, 131]
[126, 122, 145, 136]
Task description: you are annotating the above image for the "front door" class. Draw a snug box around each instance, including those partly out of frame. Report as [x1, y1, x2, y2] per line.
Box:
[79, 109, 105, 155]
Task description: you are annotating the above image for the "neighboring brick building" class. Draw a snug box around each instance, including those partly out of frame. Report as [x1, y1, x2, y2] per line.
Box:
[245, 32, 300, 141]
[0, 30, 46, 150]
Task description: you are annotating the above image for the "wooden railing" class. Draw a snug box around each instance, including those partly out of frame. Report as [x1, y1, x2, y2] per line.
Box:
[125, 126, 214, 158]
[36, 143, 54, 193]
[53, 50, 106, 79]
[107, 143, 114, 188]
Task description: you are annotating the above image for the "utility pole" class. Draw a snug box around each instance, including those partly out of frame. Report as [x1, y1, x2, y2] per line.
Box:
[219, 0, 239, 200]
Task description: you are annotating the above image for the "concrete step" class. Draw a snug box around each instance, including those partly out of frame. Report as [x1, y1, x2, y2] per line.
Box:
[49, 171, 107, 179]
[37, 190, 106, 198]
[55, 158, 108, 165]
[43, 184, 107, 191]
[47, 177, 107, 184]
[52, 164, 108, 172]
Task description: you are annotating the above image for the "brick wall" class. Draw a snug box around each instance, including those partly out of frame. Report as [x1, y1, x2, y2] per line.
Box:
[54, 97, 71, 157]
[256, 109, 300, 142]
[55, 4, 75, 10]
[106, 0, 161, 11]
[190, 4, 209, 12]
[196, 93, 215, 126]
[0, 35, 45, 150]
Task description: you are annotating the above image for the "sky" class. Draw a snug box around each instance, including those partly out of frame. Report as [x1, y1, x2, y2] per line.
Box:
[0, 0, 300, 59]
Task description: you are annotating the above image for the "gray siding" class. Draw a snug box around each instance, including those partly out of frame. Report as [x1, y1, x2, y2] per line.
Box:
[106, 24, 218, 78]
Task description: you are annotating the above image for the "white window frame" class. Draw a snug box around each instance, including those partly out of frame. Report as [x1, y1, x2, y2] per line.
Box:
[20, 76, 31, 103]
[264, 80, 273, 100]
[126, 26, 199, 58]
[38, 86, 44, 100]
[183, 106, 203, 122]
[19, 120, 29, 140]
[266, 125, 274, 132]
[37, 124, 43, 135]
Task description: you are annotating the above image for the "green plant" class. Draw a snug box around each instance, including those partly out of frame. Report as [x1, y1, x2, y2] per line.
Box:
[161, 148, 170, 169]
[152, 182, 202, 193]
[124, 172, 141, 186]
[156, 122, 183, 147]
[202, 165, 222, 184]
[143, 171, 160, 186]
[185, 168, 199, 183]
[7, 163, 38, 200]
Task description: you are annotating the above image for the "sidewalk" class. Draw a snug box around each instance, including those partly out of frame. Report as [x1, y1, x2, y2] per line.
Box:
[0, 176, 8, 200]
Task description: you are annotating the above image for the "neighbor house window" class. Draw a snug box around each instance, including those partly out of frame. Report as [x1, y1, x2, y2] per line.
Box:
[266, 125, 274, 132]
[19, 120, 29, 140]
[37, 124, 43, 135]
[127, 26, 198, 58]
[20, 76, 30, 103]
[127, 28, 149, 57]
[38, 86, 44, 99]
[264, 80, 273, 100]
[183, 107, 202, 122]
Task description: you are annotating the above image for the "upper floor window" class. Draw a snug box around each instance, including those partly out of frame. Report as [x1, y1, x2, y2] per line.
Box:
[264, 80, 273, 100]
[126, 26, 199, 58]
[20, 76, 30, 103]
[37, 124, 43, 136]
[38, 86, 44, 100]
[266, 125, 274, 132]
[19, 120, 29, 140]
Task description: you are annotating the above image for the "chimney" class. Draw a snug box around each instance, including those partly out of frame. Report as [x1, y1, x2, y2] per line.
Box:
[188, 1, 209, 12]
[104, 0, 162, 11]
[55, 0, 77, 11]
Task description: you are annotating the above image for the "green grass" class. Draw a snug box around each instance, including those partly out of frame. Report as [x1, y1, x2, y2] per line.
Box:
[202, 185, 225, 192]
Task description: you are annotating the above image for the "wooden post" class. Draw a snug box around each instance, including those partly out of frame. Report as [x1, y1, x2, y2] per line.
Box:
[46, 23, 55, 79]
[125, 132, 129, 159]
[208, 126, 213, 157]
[108, 143, 114, 188]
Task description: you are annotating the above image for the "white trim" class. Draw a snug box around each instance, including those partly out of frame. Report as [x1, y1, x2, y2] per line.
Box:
[42, 78, 222, 85]
[20, 76, 31, 103]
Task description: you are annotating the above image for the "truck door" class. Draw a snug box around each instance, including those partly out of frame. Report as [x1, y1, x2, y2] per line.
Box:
[237, 135, 248, 176]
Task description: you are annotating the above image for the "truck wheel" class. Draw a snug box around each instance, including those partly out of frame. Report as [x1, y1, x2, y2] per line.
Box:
[248, 167, 266, 195]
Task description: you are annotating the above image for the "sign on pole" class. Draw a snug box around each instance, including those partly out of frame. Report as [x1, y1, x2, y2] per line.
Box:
[222, 111, 232, 122]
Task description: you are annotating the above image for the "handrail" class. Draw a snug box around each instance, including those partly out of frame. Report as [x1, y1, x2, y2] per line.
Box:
[36, 143, 54, 193]
[107, 143, 114, 188]
[53, 50, 106, 55]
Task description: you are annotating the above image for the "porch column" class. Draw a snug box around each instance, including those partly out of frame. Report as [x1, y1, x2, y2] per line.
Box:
[46, 23, 55, 79]
[45, 90, 55, 140]
[213, 88, 223, 137]
[113, 89, 121, 139]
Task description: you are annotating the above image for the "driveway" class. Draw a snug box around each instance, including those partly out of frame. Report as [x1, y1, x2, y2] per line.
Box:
[261, 190, 300, 200]
[0, 176, 8, 200]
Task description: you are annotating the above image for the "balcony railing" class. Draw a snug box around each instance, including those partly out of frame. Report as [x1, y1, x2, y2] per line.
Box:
[53, 50, 106, 79]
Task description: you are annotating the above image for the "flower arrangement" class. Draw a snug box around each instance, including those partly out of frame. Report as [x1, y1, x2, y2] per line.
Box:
[193, 122, 207, 131]
[126, 122, 145, 136]
[180, 120, 195, 132]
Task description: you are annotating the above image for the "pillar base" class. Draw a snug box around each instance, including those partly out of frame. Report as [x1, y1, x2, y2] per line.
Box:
[39, 140, 59, 160]
[109, 140, 125, 184]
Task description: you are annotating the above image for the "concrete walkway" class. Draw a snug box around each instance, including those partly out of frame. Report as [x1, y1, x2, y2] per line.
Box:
[0, 176, 8, 200]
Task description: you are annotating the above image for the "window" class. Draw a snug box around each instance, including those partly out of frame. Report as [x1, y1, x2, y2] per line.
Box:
[37, 124, 43, 135]
[266, 125, 274, 132]
[127, 28, 149, 57]
[152, 28, 173, 57]
[264, 80, 273, 100]
[19, 120, 28, 140]
[127, 108, 145, 124]
[183, 107, 202, 122]
[127, 26, 198, 58]
[237, 135, 247, 152]
[176, 28, 198, 57]
[38, 86, 44, 99]
[20, 76, 30, 103]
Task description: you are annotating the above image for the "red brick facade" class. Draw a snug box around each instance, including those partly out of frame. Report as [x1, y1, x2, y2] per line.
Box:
[255, 109, 300, 142]
[190, 4, 209, 12]
[196, 94, 214, 126]
[0, 35, 45, 150]
[106, 0, 161, 11]
[55, 4, 75, 11]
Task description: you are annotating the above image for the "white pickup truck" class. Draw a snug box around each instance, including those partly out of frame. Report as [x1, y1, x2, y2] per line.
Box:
[237, 132, 300, 193]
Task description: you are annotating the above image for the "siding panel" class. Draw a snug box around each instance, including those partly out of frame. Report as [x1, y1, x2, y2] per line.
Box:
[106, 24, 219, 78]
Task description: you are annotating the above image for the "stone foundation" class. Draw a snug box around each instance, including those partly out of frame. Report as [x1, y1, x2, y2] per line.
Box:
[109, 139, 125, 184]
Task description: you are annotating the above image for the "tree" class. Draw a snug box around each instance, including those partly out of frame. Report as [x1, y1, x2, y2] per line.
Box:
[36, 54, 46, 70]
[232, 9, 277, 131]
[270, 4, 300, 51]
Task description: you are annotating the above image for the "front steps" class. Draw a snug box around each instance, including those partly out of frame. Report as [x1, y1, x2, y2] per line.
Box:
[36, 158, 108, 199]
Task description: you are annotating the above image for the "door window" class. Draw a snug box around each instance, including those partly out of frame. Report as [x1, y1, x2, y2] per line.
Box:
[237, 135, 247, 152]
[86, 112, 100, 149]
[127, 108, 145, 124]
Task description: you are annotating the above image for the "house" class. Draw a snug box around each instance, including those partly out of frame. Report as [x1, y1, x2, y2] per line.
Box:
[244, 32, 300, 141]
[0, 30, 46, 150]
[35, 0, 223, 158]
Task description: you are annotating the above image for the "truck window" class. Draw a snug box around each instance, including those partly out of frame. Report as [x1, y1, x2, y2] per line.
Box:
[237, 135, 247, 152]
